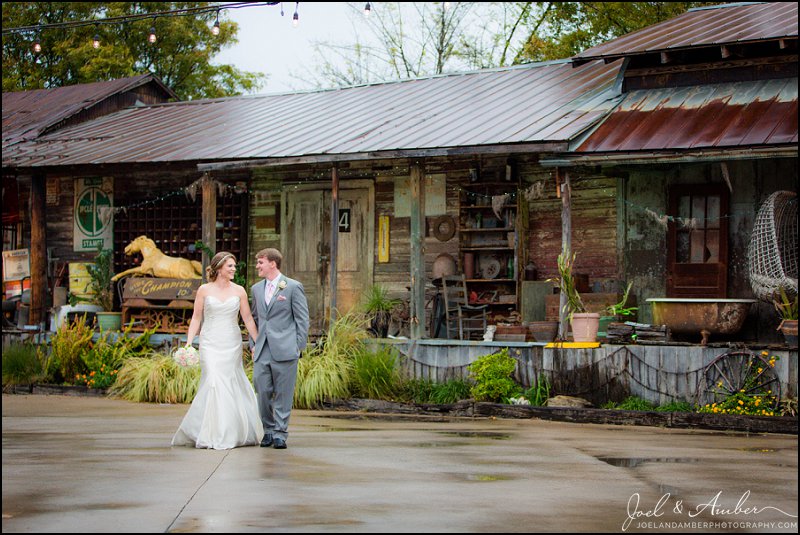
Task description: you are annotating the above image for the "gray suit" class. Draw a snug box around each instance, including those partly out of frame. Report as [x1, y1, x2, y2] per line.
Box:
[251, 274, 310, 441]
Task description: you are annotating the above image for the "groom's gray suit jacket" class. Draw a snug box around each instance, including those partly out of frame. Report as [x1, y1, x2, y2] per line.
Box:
[251, 275, 310, 362]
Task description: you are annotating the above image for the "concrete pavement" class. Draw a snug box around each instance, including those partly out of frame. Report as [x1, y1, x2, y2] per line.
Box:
[2, 394, 798, 533]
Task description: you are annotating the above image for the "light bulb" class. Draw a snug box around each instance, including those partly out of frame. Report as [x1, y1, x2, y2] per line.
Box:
[148, 27, 157, 44]
[292, 12, 299, 27]
[33, 39, 41, 53]
[364, 2, 371, 16]
[211, 12, 220, 35]
[93, 34, 101, 49]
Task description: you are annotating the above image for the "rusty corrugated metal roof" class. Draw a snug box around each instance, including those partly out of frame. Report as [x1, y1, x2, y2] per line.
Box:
[573, 2, 798, 63]
[2, 60, 622, 169]
[574, 77, 798, 153]
[1, 74, 177, 149]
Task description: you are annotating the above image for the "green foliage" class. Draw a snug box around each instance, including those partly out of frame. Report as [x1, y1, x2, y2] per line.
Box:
[294, 312, 371, 408]
[2, 2, 265, 99]
[523, 373, 551, 407]
[77, 323, 158, 389]
[396, 378, 471, 404]
[467, 348, 521, 403]
[2, 342, 47, 385]
[607, 396, 657, 411]
[697, 353, 781, 417]
[87, 246, 115, 311]
[361, 284, 401, 313]
[352, 346, 402, 400]
[517, 2, 724, 63]
[556, 250, 585, 317]
[429, 379, 472, 405]
[110, 350, 201, 403]
[773, 287, 798, 321]
[397, 378, 436, 403]
[606, 282, 638, 317]
[44, 314, 95, 383]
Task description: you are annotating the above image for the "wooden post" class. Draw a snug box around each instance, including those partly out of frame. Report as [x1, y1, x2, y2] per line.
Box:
[329, 166, 340, 326]
[201, 175, 217, 274]
[409, 161, 426, 339]
[558, 169, 571, 340]
[29, 174, 47, 325]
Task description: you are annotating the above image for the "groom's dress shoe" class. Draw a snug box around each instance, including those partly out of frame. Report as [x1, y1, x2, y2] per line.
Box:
[260, 433, 274, 447]
[273, 437, 287, 449]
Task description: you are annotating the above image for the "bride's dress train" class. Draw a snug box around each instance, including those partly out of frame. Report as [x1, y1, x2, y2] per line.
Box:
[172, 296, 263, 449]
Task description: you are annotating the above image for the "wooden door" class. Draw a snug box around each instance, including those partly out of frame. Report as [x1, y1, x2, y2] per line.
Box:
[284, 189, 327, 334]
[666, 185, 729, 297]
[283, 184, 373, 332]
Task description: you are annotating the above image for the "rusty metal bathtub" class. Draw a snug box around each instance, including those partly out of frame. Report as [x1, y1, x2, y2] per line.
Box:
[647, 298, 757, 345]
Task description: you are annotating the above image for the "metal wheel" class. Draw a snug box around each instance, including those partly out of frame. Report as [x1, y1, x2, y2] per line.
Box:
[697, 350, 781, 410]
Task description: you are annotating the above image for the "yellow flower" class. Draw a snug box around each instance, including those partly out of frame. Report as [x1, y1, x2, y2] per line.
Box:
[761, 350, 769, 356]
[757, 367, 763, 373]
[738, 400, 744, 405]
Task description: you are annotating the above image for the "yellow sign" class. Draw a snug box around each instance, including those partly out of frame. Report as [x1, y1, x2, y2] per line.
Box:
[378, 215, 390, 263]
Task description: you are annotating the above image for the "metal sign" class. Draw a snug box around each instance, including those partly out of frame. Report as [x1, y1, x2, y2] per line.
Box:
[74, 177, 114, 251]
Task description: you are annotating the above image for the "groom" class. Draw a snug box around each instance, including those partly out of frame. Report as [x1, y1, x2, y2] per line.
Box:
[251, 248, 310, 449]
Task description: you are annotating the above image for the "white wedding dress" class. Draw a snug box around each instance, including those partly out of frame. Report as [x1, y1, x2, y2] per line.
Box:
[172, 296, 263, 450]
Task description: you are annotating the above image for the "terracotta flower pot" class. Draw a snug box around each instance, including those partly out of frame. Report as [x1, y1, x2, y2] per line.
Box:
[570, 312, 600, 342]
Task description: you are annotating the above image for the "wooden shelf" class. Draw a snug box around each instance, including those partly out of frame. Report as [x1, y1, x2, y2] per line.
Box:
[461, 247, 514, 251]
[467, 278, 515, 283]
[460, 227, 514, 232]
[462, 204, 518, 210]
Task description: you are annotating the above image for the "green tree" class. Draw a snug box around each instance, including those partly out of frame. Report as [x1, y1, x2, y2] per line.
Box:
[516, 2, 723, 62]
[2, 2, 265, 99]
[297, 2, 723, 90]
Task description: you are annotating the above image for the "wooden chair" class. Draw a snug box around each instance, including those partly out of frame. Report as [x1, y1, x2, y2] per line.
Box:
[441, 274, 488, 340]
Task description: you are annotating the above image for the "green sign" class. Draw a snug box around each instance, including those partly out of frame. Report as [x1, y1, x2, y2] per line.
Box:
[73, 177, 114, 252]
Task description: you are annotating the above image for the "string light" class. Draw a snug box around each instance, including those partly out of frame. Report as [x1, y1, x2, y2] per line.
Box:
[92, 24, 100, 49]
[364, 3, 371, 17]
[292, 2, 299, 27]
[148, 18, 157, 44]
[32, 37, 41, 54]
[211, 11, 220, 36]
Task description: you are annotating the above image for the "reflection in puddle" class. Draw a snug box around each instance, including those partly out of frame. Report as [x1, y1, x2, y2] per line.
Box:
[597, 457, 701, 468]
[437, 431, 512, 440]
[413, 441, 466, 448]
[738, 447, 777, 453]
[448, 473, 515, 482]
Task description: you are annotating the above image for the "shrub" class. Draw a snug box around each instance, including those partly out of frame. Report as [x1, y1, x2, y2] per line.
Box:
[110, 350, 201, 403]
[352, 345, 402, 400]
[2, 342, 46, 385]
[467, 348, 521, 403]
[45, 314, 95, 383]
[397, 378, 436, 403]
[77, 323, 158, 389]
[523, 373, 551, 406]
[294, 312, 370, 408]
[429, 379, 471, 404]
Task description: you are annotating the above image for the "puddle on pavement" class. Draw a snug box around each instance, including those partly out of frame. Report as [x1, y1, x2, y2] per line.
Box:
[737, 447, 777, 452]
[437, 431, 512, 440]
[412, 441, 467, 448]
[447, 473, 516, 482]
[597, 457, 702, 468]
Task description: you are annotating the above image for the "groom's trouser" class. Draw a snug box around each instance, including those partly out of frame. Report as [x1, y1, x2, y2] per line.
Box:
[253, 357, 298, 441]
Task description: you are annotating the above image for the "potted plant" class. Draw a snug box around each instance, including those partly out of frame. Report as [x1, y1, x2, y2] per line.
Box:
[773, 287, 798, 347]
[599, 282, 638, 339]
[556, 251, 599, 342]
[86, 246, 121, 331]
[362, 284, 401, 338]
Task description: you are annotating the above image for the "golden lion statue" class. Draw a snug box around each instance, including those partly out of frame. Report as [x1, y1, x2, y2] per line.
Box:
[111, 235, 203, 281]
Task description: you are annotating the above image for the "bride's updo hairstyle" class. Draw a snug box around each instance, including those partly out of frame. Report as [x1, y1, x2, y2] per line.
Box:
[206, 251, 236, 282]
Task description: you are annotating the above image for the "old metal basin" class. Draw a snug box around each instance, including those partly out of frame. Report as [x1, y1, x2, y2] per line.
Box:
[647, 298, 756, 345]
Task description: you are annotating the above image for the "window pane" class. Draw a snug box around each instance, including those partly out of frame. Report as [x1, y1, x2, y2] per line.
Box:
[692, 196, 706, 227]
[707, 195, 720, 229]
[678, 195, 691, 219]
[677, 231, 691, 263]
[690, 230, 705, 263]
[706, 230, 719, 262]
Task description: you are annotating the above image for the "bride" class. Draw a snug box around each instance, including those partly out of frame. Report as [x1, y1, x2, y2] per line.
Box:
[172, 251, 263, 449]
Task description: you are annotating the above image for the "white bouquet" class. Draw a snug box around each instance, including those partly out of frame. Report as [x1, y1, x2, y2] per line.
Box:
[173, 345, 200, 368]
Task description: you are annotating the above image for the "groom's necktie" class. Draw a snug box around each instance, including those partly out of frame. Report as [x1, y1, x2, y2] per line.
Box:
[265, 280, 276, 305]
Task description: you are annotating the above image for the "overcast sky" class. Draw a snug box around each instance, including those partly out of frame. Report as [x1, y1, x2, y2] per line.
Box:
[213, 2, 367, 94]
